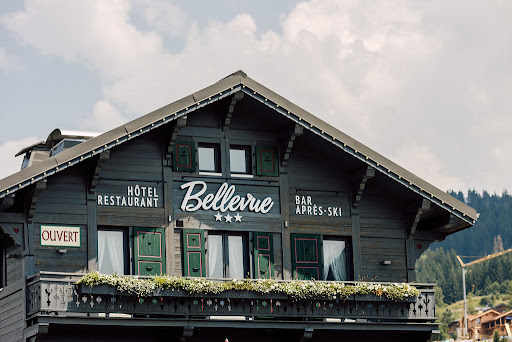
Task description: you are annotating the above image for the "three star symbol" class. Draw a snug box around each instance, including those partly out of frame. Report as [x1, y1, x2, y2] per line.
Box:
[213, 212, 243, 223]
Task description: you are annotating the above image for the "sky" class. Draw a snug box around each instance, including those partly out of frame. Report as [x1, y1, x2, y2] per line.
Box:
[1, 0, 511, 195]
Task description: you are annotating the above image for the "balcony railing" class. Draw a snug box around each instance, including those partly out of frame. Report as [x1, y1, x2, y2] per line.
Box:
[27, 272, 436, 322]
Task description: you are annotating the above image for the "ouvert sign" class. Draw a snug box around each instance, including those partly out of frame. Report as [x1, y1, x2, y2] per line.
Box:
[40, 225, 80, 247]
[180, 181, 274, 214]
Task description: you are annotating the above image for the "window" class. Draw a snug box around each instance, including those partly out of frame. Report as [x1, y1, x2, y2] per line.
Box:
[198, 143, 221, 173]
[182, 229, 274, 279]
[291, 234, 352, 281]
[208, 232, 248, 279]
[323, 239, 347, 281]
[230, 145, 252, 175]
[98, 228, 129, 275]
[98, 227, 166, 276]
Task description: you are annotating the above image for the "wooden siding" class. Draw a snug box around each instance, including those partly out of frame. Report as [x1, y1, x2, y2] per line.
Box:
[173, 231, 182, 276]
[0, 243, 24, 342]
[287, 137, 350, 192]
[358, 190, 407, 282]
[98, 136, 163, 183]
[33, 168, 88, 273]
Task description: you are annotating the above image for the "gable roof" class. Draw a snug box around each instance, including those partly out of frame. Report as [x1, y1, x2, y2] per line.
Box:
[0, 70, 477, 224]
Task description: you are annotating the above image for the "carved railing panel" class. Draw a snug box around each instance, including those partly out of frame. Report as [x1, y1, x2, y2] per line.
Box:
[27, 273, 436, 322]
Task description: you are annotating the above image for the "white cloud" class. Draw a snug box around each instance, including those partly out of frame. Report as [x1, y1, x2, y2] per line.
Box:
[2, 0, 512, 192]
[81, 100, 126, 132]
[0, 137, 40, 179]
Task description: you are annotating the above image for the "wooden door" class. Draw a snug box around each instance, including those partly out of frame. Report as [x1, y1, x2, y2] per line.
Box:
[291, 234, 323, 280]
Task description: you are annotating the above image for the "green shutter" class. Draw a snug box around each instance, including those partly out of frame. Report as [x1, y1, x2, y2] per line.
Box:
[173, 141, 195, 172]
[134, 227, 166, 276]
[253, 232, 274, 279]
[182, 229, 206, 277]
[255, 145, 278, 176]
[291, 234, 323, 280]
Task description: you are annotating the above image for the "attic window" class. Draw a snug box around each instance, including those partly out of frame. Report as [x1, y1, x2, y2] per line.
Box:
[50, 139, 85, 157]
[230, 146, 251, 175]
[198, 143, 221, 173]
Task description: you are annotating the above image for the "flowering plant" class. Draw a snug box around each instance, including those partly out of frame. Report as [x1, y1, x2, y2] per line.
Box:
[77, 272, 420, 300]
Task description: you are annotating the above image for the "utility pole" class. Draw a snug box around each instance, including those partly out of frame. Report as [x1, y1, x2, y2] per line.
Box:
[456, 247, 512, 339]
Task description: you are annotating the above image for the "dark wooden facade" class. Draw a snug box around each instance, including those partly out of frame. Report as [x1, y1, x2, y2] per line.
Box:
[0, 71, 476, 342]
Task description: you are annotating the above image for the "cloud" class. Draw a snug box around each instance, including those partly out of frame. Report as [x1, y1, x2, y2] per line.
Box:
[391, 143, 466, 192]
[0, 137, 40, 179]
[0, 46, 17, 71]
[81, 100, 126, 132]
[2, 0, 512, 192]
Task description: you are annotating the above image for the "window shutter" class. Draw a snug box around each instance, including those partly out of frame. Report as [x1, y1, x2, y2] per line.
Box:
[255, 145, 278, 176]
[291, 234, 323, 280]
[182, 229, 206, 277]
[253, 232, 274, 279]
[134, 227, 166, 276]
[173, 141, 195, 172]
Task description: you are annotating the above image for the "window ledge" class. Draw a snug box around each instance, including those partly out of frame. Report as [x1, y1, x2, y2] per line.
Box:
[231, 174, 254, 179]
[198, 172, 223, 177]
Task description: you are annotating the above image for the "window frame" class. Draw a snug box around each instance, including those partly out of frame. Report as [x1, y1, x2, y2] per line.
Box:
[198, 142, 222, 175]
[229, 145, 252, 176]
[207, 231, 249, 279]
[322, 236, 353, 281]
[97, 227, 131, 276]
[291, 234, 353, 281]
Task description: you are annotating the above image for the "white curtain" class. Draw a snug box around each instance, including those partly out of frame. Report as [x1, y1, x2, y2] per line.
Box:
[208, 235, 223, 278]
[323, 240, 347, 281]
[98, 230, 125, 275]
[228, 235, 244, 279]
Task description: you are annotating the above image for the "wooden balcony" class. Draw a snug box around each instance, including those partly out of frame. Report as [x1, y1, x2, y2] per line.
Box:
[27, 272, 436, 324]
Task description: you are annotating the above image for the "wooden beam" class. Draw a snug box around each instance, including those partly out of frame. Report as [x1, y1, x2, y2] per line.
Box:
[180, 325, 194, 342]
[223, 91, 244, 132]
[0, 196, 14, 211]
[300, 328, 314, 342]
[280, 124, 303, 167]
[407, 198, 431, 236]
[417, 213, 452, 232]
[89, 150, 110, 195]
[351, 166, 375, 209]
[165, 116, 188, 163]
[27, 180, 47, 223]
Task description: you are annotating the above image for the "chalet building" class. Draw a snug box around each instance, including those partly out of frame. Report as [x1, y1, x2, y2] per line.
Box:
[0, 71, 477, 342]
[450, 309, 501, 340]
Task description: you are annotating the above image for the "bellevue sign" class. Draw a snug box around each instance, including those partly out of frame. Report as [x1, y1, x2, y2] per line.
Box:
[180, 181, 274, 214]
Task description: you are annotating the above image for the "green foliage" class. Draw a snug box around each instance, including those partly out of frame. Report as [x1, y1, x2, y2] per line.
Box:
[77, 272, 420, 300]
[494, 330, 502, 342]
[438, 190, 512, 256]
[416, 190, 512, 305]
[416, 248, 462, 304]
[438, 308, 454, 340]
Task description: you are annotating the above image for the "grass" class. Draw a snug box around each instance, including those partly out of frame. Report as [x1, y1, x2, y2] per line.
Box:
[446, 294, 509, 316]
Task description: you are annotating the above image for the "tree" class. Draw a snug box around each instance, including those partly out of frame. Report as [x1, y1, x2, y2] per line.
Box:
[494, 330, 501, 342]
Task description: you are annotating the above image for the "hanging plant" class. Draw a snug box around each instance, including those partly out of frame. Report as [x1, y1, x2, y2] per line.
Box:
[77, 272, 420, 301]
